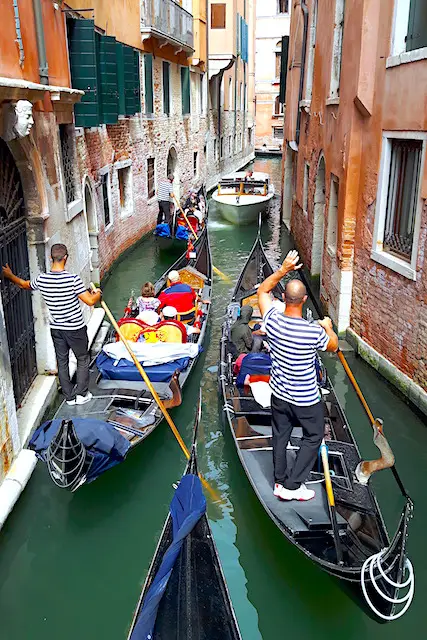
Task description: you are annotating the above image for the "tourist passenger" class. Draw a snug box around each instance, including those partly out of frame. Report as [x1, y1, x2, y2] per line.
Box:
[137, 282, 160, 315]
[161, 306, 200, 336]
[257, 250, 339, 502]
[158, 270, 197, 312]
[231, 305, 263, 354]
[2, 244, 101, 406]
[157, 174, 174, 225]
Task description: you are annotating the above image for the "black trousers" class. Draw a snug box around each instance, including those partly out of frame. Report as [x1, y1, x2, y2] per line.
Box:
[51, 327, 90, 401]
[271, 394, 325, 490]
[157, 201, 171, 225]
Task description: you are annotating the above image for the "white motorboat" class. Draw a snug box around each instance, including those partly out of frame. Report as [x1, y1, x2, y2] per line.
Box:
[212, 171, 275, 225]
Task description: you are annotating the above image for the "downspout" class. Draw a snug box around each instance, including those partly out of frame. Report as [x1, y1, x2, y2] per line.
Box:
[32, 0, 49, 85]
[294, 0, 308, 148]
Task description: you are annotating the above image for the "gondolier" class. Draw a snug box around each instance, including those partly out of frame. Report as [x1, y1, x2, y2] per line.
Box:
[2, 243, 101, 406]
[157, 174, 174, 225]
[257, 250, 338, 501]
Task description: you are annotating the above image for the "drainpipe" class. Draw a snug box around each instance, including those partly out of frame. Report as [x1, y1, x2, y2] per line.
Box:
[32, 0, 49, 85]
[294, 0, 308, 148]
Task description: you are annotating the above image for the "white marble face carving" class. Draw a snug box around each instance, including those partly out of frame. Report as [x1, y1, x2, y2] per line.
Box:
[2, 100, 34, 141]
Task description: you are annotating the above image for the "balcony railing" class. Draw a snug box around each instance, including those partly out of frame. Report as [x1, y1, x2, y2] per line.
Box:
[141, 0, 194, 51]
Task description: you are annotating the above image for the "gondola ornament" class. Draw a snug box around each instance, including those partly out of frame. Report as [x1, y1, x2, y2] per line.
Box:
[46, 419, 93, 491]
[355, 418, 395, 485]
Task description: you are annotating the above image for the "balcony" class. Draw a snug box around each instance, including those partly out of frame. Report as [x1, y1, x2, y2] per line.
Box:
[141, 0, 194, 54]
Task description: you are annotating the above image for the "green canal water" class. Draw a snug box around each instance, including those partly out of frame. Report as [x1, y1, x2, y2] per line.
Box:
[0, 158, 426, 639]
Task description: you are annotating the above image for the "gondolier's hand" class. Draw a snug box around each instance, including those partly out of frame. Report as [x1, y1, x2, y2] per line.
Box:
[279, 250, 303, 275]
[318, 317, 333, 330]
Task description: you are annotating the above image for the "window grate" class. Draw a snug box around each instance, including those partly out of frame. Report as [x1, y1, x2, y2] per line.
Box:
[147, 158, 155, 199]
[384, 139, 422, 261]
[59, 125, 77, 205]
[101, 173, 110, 227]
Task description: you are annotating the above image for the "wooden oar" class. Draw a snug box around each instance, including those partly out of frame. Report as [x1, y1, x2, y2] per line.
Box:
[297, 268, 409, 498]
[91, 285, 220, 502]
[319, 440, 344, 565]
[172, 194, 231, 283]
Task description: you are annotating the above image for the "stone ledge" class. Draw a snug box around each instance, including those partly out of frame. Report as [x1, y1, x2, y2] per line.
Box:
[346, 327, 427, 417]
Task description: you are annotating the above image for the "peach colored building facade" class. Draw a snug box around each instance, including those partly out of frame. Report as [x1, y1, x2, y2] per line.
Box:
[282, 0, 427, 413]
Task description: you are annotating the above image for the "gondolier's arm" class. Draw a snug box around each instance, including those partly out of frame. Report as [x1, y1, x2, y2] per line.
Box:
[257, 250, 302, 316]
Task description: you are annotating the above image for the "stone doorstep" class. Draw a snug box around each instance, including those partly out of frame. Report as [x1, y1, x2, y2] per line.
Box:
[17, 307, 106, 448]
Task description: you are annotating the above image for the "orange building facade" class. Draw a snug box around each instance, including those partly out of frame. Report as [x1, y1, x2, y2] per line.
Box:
[282, 0, 427, 413]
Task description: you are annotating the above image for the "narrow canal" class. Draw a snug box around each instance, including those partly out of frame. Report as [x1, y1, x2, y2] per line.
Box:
[0, 157, 426, 639]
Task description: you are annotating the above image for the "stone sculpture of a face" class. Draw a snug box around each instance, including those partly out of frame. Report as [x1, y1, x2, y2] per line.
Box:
[2, 100, 34, 141]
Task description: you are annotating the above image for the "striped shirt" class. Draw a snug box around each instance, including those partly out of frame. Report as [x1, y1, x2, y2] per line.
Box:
[263, 307, 329, 406]
[157, 179, 173, 202]
[30, 271, 86, 330]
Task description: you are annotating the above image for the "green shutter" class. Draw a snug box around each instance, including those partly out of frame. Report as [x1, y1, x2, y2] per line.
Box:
[134, 50, 141, 113]
[144, 54, 154, 115]
[97, 34, 119, 124]
[162, 61, 170, 115]
[67, 18, 100, 127]
[123, 45, 136, 115]
[406, 0, 427, 52]
[279, 36, 289, 104]
[181, 66, 190, 115]
[116, 42, 126, 116]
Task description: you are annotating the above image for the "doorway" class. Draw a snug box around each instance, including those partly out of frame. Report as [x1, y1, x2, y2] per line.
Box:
[167, 147, 180, 202]
[311, 155, 325, 278]
[0, 139, 37, 405]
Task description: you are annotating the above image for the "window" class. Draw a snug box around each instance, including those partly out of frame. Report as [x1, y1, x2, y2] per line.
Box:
[248, 127, 253, 145]
[144, 54, 154, 115]
[327, 175, 339, 252]
[329, 0, 345, 99]
[147, 158, 155, 199]
[391, 0, 427, 55]
[193, 151, 198, 176]
[275, 52, 281, 79]
[220, 137, 224, 159]
[199, 74, 204, 114]
[277, 0, 289, 13]
[228, 135, 232, 156]
[305, 0, 318, 101]
[118, 165, 133, 218]
[211, 3, 226, 29]
[181, 67, 190, 115]
[162, 61, 170, 115]
[59, 125, 77, 205]
[101, 172, 111, 227]
[273, 95, 284, 116]
[372, 132, 425, 280]
[228, 77, 233, 110]
[273, 126, 284, 140]
[303, 163, 309, 214]
[239, 132, 243, 151]
[214, 139, 218, 161]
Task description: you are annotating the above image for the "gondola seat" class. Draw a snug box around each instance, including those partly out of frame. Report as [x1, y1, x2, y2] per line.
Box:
[236, 353, 271, 386]
[140, 320, 187, 344]
[116, 318, 148, 342]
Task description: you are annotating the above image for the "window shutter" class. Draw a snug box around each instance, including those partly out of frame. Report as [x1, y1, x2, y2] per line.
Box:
[122, 45, 136, 115]
[279, 36, 289, 104]
[163, 61, 170, 115]
[116, 42, 126, 116]
[134, 50, 141, 113]
[211, 4, 226, 29]
[97, 34, 119, 124]
[144, 54, 154, 115]
[181, 67, 190, 115]
[406, 0, 427, 52]
[67, 18, 100, 127]
[240, 18, 248, 63]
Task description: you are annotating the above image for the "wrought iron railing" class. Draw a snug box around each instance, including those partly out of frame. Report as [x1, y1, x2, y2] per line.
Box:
[141, 0, 194, 50]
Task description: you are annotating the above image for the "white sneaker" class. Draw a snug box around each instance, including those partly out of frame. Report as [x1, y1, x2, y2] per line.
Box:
[75, 392, 93, 405]
[277, 483, 315, 501]
[66, 398, 77, 406]
[273, 483, 284, 497]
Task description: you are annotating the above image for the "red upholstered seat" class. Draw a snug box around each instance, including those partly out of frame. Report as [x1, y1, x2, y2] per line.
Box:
[140, 319, 187, 344]
[116, 317, 149, 341]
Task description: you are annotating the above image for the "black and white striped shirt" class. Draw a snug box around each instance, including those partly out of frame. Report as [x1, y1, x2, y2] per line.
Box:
[264, 307, 329, 406]
[157, 179, 173, 202]
[30, 271, 86, 330]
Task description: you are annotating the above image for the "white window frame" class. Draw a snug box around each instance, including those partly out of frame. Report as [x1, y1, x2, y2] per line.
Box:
[272, 95, 284, 117]
[115, 159, 134, 219]
[303, 162, 310, 215]
[329, 0, 345, 101]
[304, 0, 317, 103]
[99, 165, 113, 231]
[327, 174, 339, 255]
[371, 130, 426, 281]
[146, 157, 157, 202]
[272, 125, 284, 141]
[387, 0, 427, 67]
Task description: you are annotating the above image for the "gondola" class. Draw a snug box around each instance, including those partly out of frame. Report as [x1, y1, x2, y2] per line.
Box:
[155, 186, 207, 253]
[29, 224, 212, 491]
[219, 229, 414, 621]
[127, 397, 242, 640]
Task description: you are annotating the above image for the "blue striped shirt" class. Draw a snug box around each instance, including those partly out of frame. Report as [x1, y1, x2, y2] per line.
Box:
[263, 307, 329, 406]
[30, 271, 86, 330]
[157, 179, 173, 202]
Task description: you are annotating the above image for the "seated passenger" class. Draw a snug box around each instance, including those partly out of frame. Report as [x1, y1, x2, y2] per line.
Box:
[137, 282, 160, 315]
[161, 306, 200, 336]
[231, 305, 263, 354]
[137, 309, 160, 326]
[158, 270, 197, 312]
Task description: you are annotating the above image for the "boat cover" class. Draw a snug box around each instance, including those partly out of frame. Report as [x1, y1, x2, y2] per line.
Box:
[96, 352, 190, 383]
[29, 418, 131, 483]
[175, 225, 189, 241]
[236, 352, 272, 386]
[102, 341, 200, 365]
[130, 474, 206, 640]
[154, 223, 171, 238]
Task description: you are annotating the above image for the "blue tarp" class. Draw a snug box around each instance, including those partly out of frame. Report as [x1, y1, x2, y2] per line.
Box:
[175, 225, 189, 241]
[96, 352, 190, 383]
[29, 417, 131, 483]
[236, 352, 272, 386]
[154, 223, 171, 238]
[130, 473, 206, 640]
